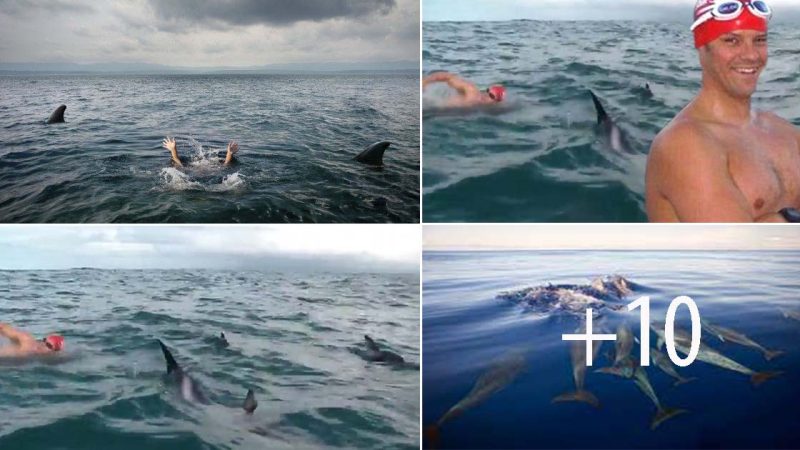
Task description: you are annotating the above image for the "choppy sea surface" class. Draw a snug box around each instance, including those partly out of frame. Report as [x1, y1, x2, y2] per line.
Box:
[0, 73, 419, 223]
[422, 21, 800, 222]
[423, 250, 800, 448]
[0, 269, 420, 449]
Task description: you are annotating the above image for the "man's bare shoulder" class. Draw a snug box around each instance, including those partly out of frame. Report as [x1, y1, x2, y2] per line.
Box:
[650, 114, 720, 164]
[757, 110, 800, 133]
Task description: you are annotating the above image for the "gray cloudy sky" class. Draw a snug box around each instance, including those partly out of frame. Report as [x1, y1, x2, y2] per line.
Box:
[0, 0, 419, 67]
[425, 225, 800, 251]
[0, 225, 420, 272]
[424, 0, 800, 22]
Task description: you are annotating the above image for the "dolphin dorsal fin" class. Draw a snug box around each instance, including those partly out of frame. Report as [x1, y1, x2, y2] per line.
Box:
[364, 335, 380, 352]
[243, 389, 258, 414]
[158, 339, 180, 374]
[589, 90, 608, 125]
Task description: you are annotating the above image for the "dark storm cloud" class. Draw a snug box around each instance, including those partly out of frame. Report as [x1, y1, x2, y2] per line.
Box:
[147, 0, 396, 27]
[0, 0, 93, 16]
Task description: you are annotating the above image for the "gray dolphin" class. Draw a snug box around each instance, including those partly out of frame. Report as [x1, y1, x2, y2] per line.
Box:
[651, 347, 696, 387]
[354, 141, 391, 166]
[424, 350, 526, 446]
[363, 335, 405, 364]
[589, 90, 635, 154]
[157, 339, 256, 413]
[47, 104, 66, 124]
[553, 323, 602, 408]
[701, 318, 783, 361]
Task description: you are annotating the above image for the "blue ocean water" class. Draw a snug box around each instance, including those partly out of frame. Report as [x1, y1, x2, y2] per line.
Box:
[422, 21, 800, 222]
[423, 250, 800, 449]
[0, 73, 419, 223]
[0, 269, 420, 449]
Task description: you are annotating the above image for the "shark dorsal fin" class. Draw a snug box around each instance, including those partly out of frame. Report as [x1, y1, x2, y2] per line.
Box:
[589, 90, 608, 125]
[158, 339, 180, 374]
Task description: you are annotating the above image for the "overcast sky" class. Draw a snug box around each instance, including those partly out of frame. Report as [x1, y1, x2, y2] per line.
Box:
[0, 225, 420, 272]
[0, 0, 419, 67]
[424, 0, 800, 22]
[424, 225, 800, 251]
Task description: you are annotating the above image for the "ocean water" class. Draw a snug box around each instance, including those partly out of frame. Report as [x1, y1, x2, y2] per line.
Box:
[422, 21, 800, 222]
[0, 73, 419, 223]
[0, 269, 420, 449]
[422, 250, 800, 449]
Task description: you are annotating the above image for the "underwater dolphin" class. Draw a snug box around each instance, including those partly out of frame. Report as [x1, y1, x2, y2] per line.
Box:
[589, 90, 636, 154]
[354, 141, 391, 166]
[650, 323, 781, 386]
[157, 339, 256, 413]
[650, 347, 696, 386]
[553, 323, 602, 408]
[47, 104, 66, 124]
[701, 319, 783, 361]
[781, 308, 800, 322]
[613, 323, 634, 366]
[424, 351, 526, 446]
[632, 366, 687, 430]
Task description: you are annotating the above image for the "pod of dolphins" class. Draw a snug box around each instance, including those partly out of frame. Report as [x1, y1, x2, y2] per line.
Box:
[424, 276, 798, 448]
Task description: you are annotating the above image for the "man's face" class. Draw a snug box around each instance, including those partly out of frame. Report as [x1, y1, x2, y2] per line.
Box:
[700, 30, 768, 99]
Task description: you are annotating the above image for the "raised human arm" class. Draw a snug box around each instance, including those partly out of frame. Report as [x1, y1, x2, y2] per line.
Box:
[646, 125, 775, 222]
[0, 323, 36, 346]
[422, 72, 482, 98]
[162, 137, 183, 167]
[224, 141, 239, 166]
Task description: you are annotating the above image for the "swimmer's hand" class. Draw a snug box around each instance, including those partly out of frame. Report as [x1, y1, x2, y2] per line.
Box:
[224, 141, 238, 166]
[162, 137, 183, 167]
[162, 137, 177, 152]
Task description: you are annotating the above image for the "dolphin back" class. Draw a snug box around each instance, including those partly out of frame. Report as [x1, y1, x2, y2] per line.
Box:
[354, 141, 391, 166]
[158, 339, 180, 374]
[243, 389, 258, 414]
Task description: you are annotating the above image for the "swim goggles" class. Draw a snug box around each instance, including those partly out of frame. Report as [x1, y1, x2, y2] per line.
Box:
[42, 338, 54, 350]
[691, 0, 772, 31]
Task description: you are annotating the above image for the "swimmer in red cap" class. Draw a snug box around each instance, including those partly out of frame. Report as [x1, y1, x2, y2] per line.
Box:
[647, 0, 800, 223]
[423, 71, 506, 108]
[0, 323, 65, 357]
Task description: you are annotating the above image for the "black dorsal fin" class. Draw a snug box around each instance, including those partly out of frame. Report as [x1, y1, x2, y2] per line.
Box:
[157, 339, 180, 374]
[589, 90, 608, 125]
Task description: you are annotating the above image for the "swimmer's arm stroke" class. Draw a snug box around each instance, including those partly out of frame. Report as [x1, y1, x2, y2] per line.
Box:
[647, 126, 786, 223]
[422, 72, 482, 98]
[0, 323, 37, 346]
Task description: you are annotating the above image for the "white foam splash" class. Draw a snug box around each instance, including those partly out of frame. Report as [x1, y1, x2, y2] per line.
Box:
[208, 172, 246, 192]
[160, 167, 203, 191]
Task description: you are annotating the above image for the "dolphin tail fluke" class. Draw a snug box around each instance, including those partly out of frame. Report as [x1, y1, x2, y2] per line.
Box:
[424, 424, 440, 447]
[751, 370, 783, 387]
[551, 389, 600, 408]
[673, 376, 697, 387]
[763, 350, 784, 361]
[243, 389, 258, 414]
[588, 90, 607, 125]
[595, 366, 628, 378]
[651, 407, 687, 430]
[157, 339, 180, 374]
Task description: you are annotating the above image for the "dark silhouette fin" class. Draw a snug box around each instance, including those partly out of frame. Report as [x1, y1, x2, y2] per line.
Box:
[651, 407, 687, 430]
[589, 90, 607, 125]
[552, 389, 600, 408]
[751, 371, 783, 387]
[673, 376, 697, 387]
[764, 350, 784, 361]
[354, 141, 391, 166]
[243, 389, 258, 414]
[47, 104, 66, 124]
[364, 335, 380, 352]
[157, 339, 180, 375]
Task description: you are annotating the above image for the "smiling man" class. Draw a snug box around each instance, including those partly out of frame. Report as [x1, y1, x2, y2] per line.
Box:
[646, 0, 800, 222]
